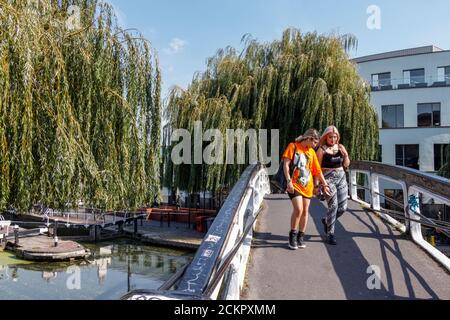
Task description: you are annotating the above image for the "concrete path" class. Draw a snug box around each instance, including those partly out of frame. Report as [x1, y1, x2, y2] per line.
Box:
[243, 194, 450, 300]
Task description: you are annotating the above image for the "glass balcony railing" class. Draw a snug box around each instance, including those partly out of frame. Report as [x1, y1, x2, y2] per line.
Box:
[370, 76, 450, 91]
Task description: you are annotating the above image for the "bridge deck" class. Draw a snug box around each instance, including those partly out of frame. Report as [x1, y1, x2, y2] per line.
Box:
[244, 195, 450, 300]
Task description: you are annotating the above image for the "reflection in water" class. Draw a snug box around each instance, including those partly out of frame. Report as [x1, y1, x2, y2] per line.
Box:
[42, 271, 58, 282]
[92, 257, 111, 284]
[0, 266, 18, 283]
[0, 240, 193, 300]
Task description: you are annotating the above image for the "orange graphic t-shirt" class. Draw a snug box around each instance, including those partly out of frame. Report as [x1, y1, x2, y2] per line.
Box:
[282, 142, 322, 198]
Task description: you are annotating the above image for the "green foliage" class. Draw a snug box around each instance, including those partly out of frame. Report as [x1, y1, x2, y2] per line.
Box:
[165, 28, 379, 193]
[0, 0, 161, 211]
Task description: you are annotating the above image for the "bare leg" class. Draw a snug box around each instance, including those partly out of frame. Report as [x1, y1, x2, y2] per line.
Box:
[299, 198, 311, 232]
[290, 196, 304, 231]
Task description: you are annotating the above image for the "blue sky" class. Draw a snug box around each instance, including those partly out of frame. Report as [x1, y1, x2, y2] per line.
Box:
[106, 0, 450, 98]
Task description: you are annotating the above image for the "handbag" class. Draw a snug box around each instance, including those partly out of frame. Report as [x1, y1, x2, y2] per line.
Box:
[273, 142, 298, 193]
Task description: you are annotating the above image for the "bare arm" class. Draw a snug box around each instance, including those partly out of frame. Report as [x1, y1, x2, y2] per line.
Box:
[314, 149, 324, 194]
[317, 172, 329, 187]
[313, 148, 331, 195]
[316, 148, 324, 166]
[317, 172, 331, 195]
[283, 159, 294, 193]
[339, 144, 351, 168]
[283, 158, 291, 181]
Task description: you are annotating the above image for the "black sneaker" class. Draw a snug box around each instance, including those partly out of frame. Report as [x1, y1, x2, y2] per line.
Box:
[321, 218, 328, 235]
[297, 232, 306, 249]
[288, 231, 298, 250]
[327, 234, 337, 245]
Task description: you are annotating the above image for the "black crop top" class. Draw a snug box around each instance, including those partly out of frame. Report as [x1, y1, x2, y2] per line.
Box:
[321, 148, 344, 169]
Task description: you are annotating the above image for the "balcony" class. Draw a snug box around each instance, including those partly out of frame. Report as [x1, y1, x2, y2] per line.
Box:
[370, 76, 450, 91]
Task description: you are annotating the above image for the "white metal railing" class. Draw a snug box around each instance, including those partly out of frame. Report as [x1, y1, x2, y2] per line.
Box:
[349, 161, 450, 272]
[212, 165, 270, 300]
[2, 206, 144, 244]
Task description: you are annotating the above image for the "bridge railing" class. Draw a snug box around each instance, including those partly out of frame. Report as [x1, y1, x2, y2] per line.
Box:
[121, 163, 271, 300]
[349, 161, 450, 272]
[5, 205, 144, 229]
[34, 207, 135, 227]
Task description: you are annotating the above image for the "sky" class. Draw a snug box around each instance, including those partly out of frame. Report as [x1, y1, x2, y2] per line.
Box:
[106, 0, 450, 99]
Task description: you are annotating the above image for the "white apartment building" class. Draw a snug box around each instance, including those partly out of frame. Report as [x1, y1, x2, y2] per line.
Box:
[354, 46, 450, 174]
[354, 46, 450, 218]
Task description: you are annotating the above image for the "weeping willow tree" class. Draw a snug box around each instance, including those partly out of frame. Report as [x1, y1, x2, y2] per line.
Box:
[165, 28, 378, 193]
[438, 145, 450, 179]
[0, 0, 161, 211]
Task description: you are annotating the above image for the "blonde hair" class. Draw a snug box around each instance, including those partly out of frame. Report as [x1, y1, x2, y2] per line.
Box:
[319, 126, 341, 147]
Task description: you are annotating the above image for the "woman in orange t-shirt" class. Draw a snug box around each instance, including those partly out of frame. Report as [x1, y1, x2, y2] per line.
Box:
[282, 129, 331, 250]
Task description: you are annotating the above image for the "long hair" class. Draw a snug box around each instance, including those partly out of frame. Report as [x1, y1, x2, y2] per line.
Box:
[319, 126, 341, 147]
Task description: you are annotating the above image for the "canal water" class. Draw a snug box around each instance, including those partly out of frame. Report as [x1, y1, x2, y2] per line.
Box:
[0, 239, 193, 300]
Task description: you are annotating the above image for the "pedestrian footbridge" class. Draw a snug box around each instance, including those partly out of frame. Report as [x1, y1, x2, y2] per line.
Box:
[123, 162, 450, 300]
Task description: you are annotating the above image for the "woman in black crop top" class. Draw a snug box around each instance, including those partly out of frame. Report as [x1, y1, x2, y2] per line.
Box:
[316, 126, 350, 246]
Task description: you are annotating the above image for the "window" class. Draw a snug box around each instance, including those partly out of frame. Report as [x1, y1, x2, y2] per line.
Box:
[372, 72, 391, 87]
[404, 69, 425, 85]
[382, 105, 404, 128]
[418, 103, 441, 127]
[378, 145, 382, 162]
[396, 145, 419, 170]
[437, 66, 450, 83]
[434, 144, 450, 171]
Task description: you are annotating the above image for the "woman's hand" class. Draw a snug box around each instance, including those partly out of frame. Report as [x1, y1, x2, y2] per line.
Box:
[287, 181, 295, 194]
[323, 184, 331, 196]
